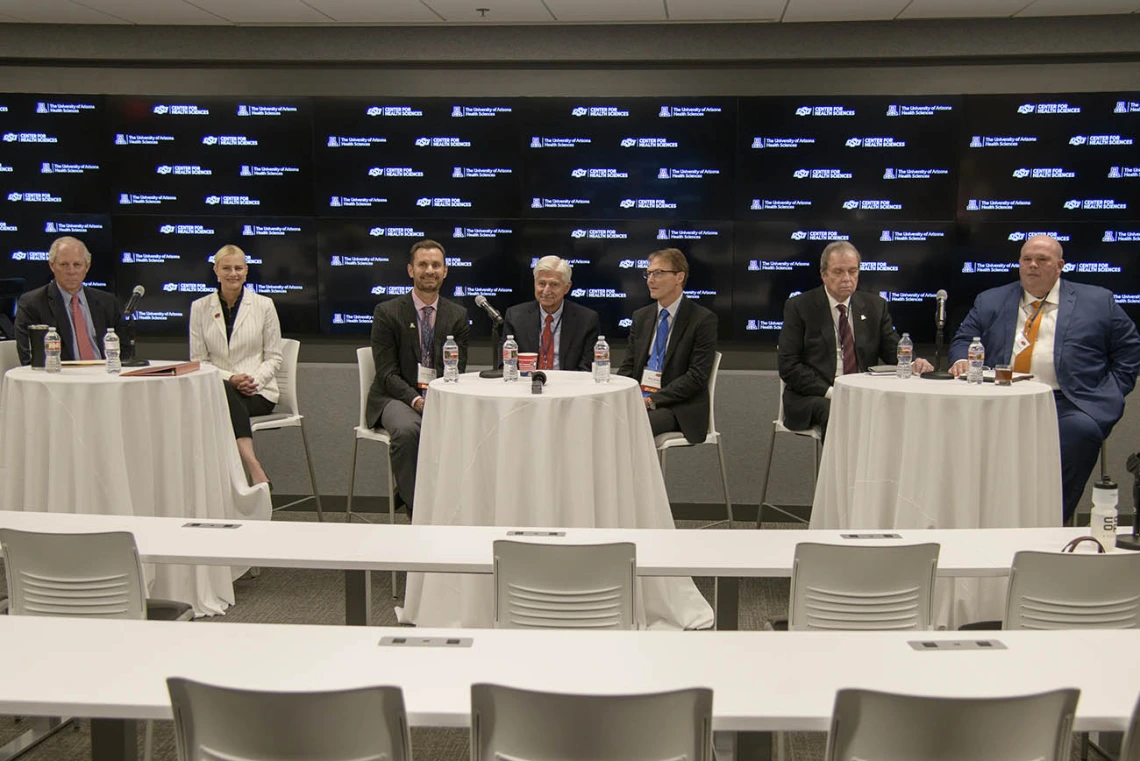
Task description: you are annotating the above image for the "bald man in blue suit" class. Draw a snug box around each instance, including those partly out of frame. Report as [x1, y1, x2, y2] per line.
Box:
[950, 234, 1140, 524]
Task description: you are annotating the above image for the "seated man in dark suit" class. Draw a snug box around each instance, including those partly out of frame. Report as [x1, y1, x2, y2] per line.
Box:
[618, 247, 717, 442]
[502, 255, 599, 372]
[14, 236, 122, 365]
[949, 234, 1140, 523]
[778, 241, 932, 436]
[365, 239, 470, 513]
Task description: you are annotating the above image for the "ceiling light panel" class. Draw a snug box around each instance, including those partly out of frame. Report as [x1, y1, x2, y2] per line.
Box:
[782, 0, 909, 22]
[898, 0, 1034, 18]
[1016, 0, 1140, 15]
[666, 0, 784, 21]
[302, 0, 443, 23]
[543, 0, 668, 22]
[188, 0, 334, 23]
[72, 0, 229, 23]
[0, 0, 127, 23]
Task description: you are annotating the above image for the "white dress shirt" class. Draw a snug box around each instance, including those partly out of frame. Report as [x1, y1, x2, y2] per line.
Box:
[825, 291, 855, 399]
[1013, 278, 1061, 391]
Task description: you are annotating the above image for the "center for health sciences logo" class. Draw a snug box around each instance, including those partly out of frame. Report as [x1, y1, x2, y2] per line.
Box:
[201, 135, 258, 146]
[1018, 102, 1081, 114]
[791, 230, 849, 242]
[1069, 135, 1134, 146]
[796, 105, 855, 117]
[367, 106, 423, 117]
[571, 106, 629, 117]
[152, 104, 209, 115]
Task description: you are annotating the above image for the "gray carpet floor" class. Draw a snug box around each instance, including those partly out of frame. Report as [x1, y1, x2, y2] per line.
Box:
[0, 512, 1092, 761]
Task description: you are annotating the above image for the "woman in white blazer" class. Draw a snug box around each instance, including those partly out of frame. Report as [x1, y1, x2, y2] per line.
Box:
[189, 244, 282, 487]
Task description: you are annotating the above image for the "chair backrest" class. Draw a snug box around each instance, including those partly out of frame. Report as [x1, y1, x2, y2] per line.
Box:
[492, 540, 636, 630]
[789, 543, 940, 631]
[0, 339, 18, 376]
[706, 351, 722, 437]
[1120, 694, 1140, 761]
[167, 678, 411, 761]
[274, 338, 301, 417]
[471, 683, 713, 761]
[1004, 550, 1140, 630]
[0, 529, 148, 620]
[826, 687, 1079, 761]
[356, 346, 376, 430]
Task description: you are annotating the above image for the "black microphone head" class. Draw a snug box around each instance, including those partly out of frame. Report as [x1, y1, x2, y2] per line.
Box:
[531, 371, 547, 384]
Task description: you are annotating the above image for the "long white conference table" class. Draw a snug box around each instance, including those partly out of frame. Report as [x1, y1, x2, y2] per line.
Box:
[1, 616, 1138, 761]
[0, 510, 1121, 629]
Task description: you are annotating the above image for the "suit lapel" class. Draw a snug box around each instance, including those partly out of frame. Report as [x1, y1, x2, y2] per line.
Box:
[557, 302, 575, 367]
[994, 283, 1023, 364]
[209, 292, 229, 348]
[662, 298, 690, 372]
[46, 284, 75, 360]
[815, 288, 838, 374]
[1053, 280, 1076, 367]
[523, 301, 542, 352]
[230, 288, 253, 339]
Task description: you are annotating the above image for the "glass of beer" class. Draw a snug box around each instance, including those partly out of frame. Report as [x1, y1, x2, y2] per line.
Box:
[994, 363, 1014, 386]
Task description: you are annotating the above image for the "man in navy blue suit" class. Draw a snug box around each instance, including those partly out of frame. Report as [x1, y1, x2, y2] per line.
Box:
[949, 234, 1140, 524]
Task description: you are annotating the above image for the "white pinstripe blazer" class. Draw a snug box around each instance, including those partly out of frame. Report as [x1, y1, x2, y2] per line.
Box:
[189, 288, 282, 404]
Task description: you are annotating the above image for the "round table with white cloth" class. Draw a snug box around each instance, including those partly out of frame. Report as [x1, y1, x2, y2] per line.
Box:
[0, 363, 271, 616]
[810, 372, 1062, 627]
[397, 370, 715, 630]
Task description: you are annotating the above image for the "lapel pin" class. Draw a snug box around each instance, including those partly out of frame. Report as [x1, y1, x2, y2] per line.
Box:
[860, 314, 866, 321]
[213, 312, 221, 319]
[409, 322, 416, 329]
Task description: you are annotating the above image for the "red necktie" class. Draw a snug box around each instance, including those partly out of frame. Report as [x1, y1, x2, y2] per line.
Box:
[837, 304, 858, 375]
[539, 314, 554, 370]
[70, 293, 97, 361]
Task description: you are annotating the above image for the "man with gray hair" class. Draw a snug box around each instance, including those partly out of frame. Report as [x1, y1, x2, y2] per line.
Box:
[778, 241, 931, 436]
[14, 236, 122, 365]
[502, 255, 599, 372]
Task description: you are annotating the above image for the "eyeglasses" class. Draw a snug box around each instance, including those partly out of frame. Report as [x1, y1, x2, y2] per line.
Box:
[644, 269, 681, 280]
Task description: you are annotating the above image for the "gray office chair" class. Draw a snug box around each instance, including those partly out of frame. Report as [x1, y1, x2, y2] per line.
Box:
[0, 529, 193, 761]
[492, 540, 636, 629]
[471, 683, 713, 761]
[0, 338, 17, 378]
[656, 351, 733, 528]
[1120, 694, 1140, 761]
[346, 346, 400, 598]
[758, 377, 822, 528]
[789, 542, 940, 631]
[253, 338, 324, 521]
[826, 687, 1079, 761]
[1004, 550, 1140, 629]
[167, 678, 411, 761]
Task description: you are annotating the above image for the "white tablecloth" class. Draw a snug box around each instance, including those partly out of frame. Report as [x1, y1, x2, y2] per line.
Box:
[398, 371, 715, 630]
[810, 373, 1062, 627]
[0, 364, 271, 616]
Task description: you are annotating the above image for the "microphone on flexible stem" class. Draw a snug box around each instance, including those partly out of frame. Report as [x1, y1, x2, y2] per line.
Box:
[921, 288, 954, 380]
[122, 284, 145, 318]
[1119, 453, 1140, 551]
[531, 370, 547, 395]
[474, 295, 505, 379]
[120, 285, 150, 367]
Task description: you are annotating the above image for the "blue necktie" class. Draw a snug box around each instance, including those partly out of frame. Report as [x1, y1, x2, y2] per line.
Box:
[649, 310, 670, 372]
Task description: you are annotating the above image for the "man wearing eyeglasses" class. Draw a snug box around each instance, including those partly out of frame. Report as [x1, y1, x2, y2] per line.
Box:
[779, 241, 932, 437]
[617, 247, 717, 442]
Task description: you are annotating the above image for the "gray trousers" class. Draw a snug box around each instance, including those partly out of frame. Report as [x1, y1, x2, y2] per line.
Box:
[380, 400, 422, 508]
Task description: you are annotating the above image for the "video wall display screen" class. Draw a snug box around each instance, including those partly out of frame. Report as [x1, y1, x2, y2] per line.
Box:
[0, 91, 1137, 343]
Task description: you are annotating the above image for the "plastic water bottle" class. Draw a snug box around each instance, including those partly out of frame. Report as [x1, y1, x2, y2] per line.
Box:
[442, 335, 459, 382]
[44, 326, 62, 373]
[593, 335, 610, 384]
[896, 333, 913, 379]
[104, 328, 121, 374]
[502, 334, 519, 383]
[1090, 480, 1119, 550]
[967, 336, 985, 385]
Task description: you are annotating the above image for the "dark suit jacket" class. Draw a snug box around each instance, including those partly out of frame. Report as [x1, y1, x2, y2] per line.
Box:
[14, 282, 123, 365]
[778, 286, 900, 431]
[617, 297, 717, 444]
[950, 279, 1140, 435]
[501, 299, 600, 372]
[365, 293, 470, 428]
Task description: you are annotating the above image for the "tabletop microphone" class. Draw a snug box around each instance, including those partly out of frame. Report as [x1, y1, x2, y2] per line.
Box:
[474, 295, 503, 325]
[922, 288, 954, 380]
[935, 289, 947, 329]
[531, 370, 547, 395]
[122, 285, 145, 318]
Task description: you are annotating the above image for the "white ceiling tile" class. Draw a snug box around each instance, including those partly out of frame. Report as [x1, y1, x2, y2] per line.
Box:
[898, 0, 1031, 18]
[190, 0, 333, 23]
[421, 0, 554, 23]
[543, 0, 667, 22]
[666, 0, 784, 21]
[0, 0, 127, 23]
[1016, 0, 1140, 15]
[73, 0, 228, 23]
[302, 0, 442, 23]
[782, 0, 909, 22]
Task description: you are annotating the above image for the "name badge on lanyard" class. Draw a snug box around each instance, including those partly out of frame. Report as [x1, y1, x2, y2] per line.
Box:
[640, 369, 663, 394]
[417, 363, 436, 391]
